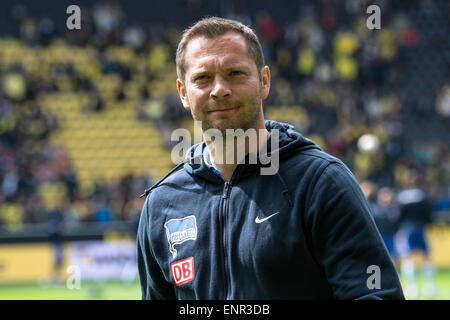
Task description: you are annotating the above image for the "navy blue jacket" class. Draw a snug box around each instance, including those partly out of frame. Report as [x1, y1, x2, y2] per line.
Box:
[137, 120, 404, 299]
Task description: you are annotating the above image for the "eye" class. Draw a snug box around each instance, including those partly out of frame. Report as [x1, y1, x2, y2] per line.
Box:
[230, 70, 244, 76]
[194, 74, 210, 82]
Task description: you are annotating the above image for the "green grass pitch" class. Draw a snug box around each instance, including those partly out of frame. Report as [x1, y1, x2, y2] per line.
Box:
[0, 280, 141, 300]
[0, 269, 449, 300]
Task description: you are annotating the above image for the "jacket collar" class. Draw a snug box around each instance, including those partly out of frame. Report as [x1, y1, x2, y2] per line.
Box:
[184, 120, 320, 184]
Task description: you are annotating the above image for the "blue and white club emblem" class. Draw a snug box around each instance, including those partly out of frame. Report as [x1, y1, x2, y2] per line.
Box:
[164, 215, 197, 258]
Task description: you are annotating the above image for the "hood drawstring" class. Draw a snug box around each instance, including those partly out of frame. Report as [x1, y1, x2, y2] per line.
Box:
[276, 172, 293, 208]
[139, 160, 187, 198]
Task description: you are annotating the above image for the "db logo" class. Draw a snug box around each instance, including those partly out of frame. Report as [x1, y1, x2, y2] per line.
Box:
[171, 257, 194, 286]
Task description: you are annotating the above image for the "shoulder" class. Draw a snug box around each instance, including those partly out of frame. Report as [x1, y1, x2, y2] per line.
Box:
[280, 148, 364, 211]
[301, 148, 348, 172]
[282, 147, 352, 184]
[145, 166, 191, 201]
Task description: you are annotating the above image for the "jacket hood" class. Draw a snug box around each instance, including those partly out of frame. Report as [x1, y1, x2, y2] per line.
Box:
[263, 119, 320, 158]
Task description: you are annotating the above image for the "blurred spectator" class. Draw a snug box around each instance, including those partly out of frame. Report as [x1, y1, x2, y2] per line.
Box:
[0, 199, 24, 232]
[47, 205, 64, 283]
[396, 169, 436, 299]
[373, 187, 401, 262]
[93, 195, 112, 226]
[0, 1, 447, 242]
[1, 165, 19, 199]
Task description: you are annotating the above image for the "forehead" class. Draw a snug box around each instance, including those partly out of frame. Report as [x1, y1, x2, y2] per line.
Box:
[184, 32, 253, 70]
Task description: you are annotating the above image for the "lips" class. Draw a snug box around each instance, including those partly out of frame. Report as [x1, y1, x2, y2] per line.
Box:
[208, 106, 240, 113]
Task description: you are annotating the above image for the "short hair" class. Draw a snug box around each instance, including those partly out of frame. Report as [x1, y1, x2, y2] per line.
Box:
[176, 17, 265, 81]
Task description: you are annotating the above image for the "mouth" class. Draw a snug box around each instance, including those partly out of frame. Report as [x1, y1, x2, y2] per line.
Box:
[208, 106, 240, 113]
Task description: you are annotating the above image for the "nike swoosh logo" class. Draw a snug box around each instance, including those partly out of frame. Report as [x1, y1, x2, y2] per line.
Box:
[255, 212, 279, 224]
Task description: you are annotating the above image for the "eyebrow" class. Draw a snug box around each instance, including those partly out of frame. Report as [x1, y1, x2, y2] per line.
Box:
[191, 64, 250, 75]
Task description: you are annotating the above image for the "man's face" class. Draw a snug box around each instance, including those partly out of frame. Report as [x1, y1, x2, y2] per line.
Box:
[177, 32, 270, 133]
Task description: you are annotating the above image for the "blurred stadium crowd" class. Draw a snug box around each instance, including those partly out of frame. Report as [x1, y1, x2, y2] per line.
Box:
[0, 0, 448, 238]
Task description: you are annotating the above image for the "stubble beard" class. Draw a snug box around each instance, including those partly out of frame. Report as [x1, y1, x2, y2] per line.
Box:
[192, 87, 263, 136]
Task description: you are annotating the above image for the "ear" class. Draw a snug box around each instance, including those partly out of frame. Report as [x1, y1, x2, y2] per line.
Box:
[177, 78, 190, 110]
[260, 66, 271, 100]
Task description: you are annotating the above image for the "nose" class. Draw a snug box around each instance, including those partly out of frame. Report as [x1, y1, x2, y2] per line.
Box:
[210, 75, 231, 99]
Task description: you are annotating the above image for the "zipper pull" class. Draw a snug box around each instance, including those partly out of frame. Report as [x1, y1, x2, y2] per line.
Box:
[222, 181, 231, 199]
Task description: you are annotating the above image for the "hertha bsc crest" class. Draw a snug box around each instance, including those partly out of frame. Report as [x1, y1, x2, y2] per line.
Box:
[164, 215, 197, 258]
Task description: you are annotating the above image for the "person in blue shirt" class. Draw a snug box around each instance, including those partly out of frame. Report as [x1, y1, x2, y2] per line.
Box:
[396, 170, 435, 299]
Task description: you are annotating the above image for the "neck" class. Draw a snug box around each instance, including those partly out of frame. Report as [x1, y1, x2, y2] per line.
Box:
[203, 123, 269, 181]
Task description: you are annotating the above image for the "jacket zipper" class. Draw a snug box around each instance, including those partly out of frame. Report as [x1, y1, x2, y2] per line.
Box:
[221, 181, 232, 299]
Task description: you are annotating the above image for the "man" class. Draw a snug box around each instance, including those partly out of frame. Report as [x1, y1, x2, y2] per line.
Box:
[396, 170, 435, 298]
[361, 181, 400, 263]
[137, 17, 404, 299]
[374, 187, 401, 262]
